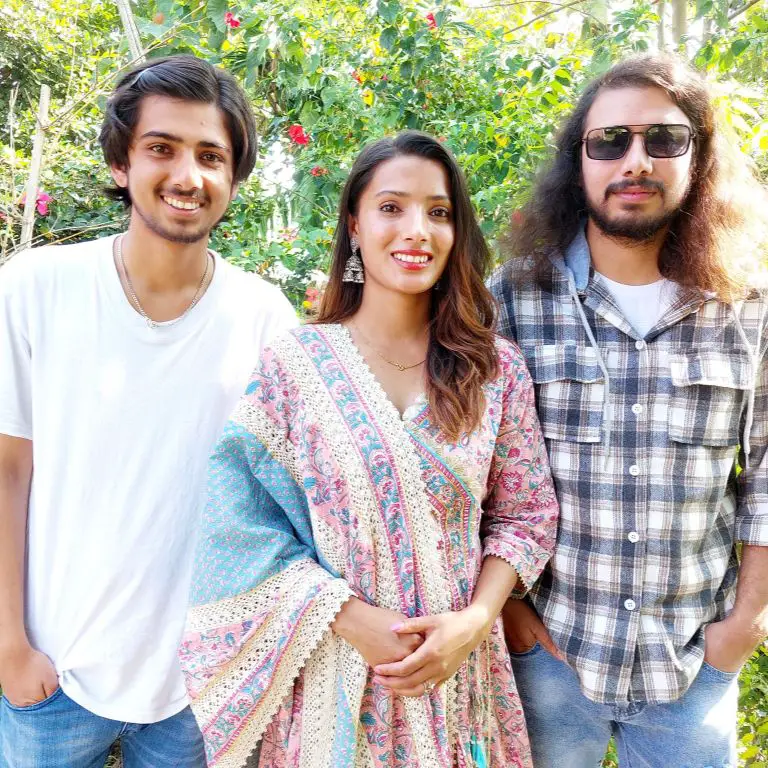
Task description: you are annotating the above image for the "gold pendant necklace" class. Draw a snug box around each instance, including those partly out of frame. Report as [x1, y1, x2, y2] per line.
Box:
[350, 321, 427, 372]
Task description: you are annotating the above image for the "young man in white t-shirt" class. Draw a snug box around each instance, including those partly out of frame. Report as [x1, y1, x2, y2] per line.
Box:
[0, 55, 296, 767]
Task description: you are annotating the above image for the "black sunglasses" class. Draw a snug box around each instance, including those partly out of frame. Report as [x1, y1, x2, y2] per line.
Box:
[582, 124, 694, 161]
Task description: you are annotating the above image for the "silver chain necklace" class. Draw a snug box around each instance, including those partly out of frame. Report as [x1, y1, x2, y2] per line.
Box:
[117, 234, 212, 329]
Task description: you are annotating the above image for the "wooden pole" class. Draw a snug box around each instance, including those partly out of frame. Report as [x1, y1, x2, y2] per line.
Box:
[657, 0, 667, 51]
[672, 0, 687, 51]
[115, 0, 145, 62]
[19, 84, 50, 251]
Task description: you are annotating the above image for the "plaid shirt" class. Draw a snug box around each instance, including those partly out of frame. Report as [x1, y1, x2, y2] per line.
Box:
[488, 229, 768, 705]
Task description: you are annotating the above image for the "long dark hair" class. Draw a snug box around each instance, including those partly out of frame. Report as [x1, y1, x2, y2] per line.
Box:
[99, 54, 257, 206]
[504, 54, 767, 297]
[315, 131, 499, 438]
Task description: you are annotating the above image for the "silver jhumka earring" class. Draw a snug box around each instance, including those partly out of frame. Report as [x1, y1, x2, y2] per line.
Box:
[342, 236, 365, 283]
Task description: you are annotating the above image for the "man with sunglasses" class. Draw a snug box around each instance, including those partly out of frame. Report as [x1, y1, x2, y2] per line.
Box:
[490, 55, 768, 766]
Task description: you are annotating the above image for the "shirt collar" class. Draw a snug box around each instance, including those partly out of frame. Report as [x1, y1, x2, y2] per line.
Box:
[550, 221, 591, 293]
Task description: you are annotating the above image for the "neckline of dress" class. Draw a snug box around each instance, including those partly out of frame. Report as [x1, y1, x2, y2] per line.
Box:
[333, 323, 427, 422]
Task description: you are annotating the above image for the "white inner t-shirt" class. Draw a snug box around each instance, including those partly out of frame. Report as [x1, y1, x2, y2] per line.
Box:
[597, 272, 678, 337]
[0, 235, 297, 723]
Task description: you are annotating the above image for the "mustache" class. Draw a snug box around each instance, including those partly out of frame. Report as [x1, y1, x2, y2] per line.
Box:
[159, 190, 209, 203]
[604, 178, 664, 200]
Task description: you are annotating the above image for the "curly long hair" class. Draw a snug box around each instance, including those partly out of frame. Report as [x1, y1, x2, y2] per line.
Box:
[503, 54, 767, 297]
[315, 131, 498, 438]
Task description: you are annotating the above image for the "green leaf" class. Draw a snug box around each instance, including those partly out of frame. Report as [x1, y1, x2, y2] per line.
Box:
[208, 27, 227, 51]
[246, 36, 270, 69]
[207, 0, 228, 33]
[730, 39, 750, 57]
[320, 86, 337, 107]
[380, 26, 398, 51]
[299, 101, 318, 128]
[377, 0, 400, 24]
[695, 0, 714, 19]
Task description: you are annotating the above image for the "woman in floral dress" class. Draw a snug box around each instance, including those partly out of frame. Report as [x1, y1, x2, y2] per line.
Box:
[180, 131, 559, 768]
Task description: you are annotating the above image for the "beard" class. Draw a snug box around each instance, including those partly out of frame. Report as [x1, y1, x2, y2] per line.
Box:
[585, 177, 689, 243]
[131, 196, 225, 245]
[586, 199, 681, 242]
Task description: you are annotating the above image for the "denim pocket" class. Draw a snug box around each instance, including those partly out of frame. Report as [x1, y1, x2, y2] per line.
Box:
[700, 660, 739, 683]
[3, 685, 63, 712]
[507, 641, 543, 658]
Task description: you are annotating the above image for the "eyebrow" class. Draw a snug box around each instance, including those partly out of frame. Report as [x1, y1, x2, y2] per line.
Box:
[139, 131, 231, 152]
[375, 190, 451, 201]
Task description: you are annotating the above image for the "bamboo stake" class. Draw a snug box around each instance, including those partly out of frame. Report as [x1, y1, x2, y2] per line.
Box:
[114, 0, 145, 62]
[19, 84, 50, 251]
[672, 0, 687, 51]
[657, 0, 666, 51]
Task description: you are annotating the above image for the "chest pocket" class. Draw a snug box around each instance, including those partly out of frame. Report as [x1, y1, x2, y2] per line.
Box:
[668, 351, 752, 447]
[525, 343, 604, 443]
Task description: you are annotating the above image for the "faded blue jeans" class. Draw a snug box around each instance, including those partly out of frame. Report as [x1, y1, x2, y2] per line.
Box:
[0, 687, 206, 768]
[510, 643, 738, 768]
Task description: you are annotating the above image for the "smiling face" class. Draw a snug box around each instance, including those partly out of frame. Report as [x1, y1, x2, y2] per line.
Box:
[349, 154, 455, 297]
[581, 86, 695, 241]
[110, 94, 236, 244]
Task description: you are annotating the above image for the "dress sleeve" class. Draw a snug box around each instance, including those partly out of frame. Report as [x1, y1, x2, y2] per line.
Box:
[481, 343, 559, 594]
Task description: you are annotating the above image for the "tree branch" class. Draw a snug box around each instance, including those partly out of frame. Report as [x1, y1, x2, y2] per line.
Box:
[474, 0, 573, 7]
[728, 0, 762, 23]
[489, 0, 596, 34]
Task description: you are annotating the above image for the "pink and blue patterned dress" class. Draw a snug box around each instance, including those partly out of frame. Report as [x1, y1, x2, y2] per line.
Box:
[180, 324, 558, 768]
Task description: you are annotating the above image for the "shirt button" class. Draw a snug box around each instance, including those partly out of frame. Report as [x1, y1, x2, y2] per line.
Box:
[627, 531, 640, 543]
[635, 340, 646, 351]
[628, 464, 640, 476]
[631, 403, 643, 415]
[624, 599, 637, 611]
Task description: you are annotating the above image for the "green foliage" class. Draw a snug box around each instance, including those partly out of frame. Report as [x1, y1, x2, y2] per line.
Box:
[6, 0, 766, 304]
[738, 644, 768, 765]
[3, 0, 768, 303]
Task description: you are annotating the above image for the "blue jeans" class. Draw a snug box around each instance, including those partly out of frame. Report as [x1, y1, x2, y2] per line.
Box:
[510, 643, 738, 768]
[0, 687, 206, 768]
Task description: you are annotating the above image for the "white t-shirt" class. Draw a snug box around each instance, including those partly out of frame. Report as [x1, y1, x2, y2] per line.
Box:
[0, 235, 297, 723]
[597, 272, 678, 337]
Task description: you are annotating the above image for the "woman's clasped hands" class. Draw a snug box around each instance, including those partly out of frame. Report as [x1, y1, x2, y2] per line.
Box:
[334, 598, 493, 698]
[373, 604, 492, 696]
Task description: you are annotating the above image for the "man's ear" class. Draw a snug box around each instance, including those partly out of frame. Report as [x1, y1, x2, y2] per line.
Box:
[110, 164, 128, 190]
[229, 182, 240, 203]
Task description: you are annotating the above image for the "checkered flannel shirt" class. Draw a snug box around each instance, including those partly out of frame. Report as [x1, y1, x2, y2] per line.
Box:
[488, 230, 768, 705]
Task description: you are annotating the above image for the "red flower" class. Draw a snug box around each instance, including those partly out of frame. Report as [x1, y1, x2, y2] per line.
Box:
[310, 166, 327, 177]
[36, 192, 52, 216]
[381, 74, 389, 82]
[20, 189, 52, 216]
[352, 70, 363, 84]
[305, 287, 319, 301]
[426, 12, 437, 29]
[288, 124, 310, 145]
[224, 11, 241, 28]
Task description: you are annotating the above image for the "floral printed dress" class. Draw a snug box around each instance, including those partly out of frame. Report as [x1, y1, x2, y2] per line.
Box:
[180, 324, 558, 768]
